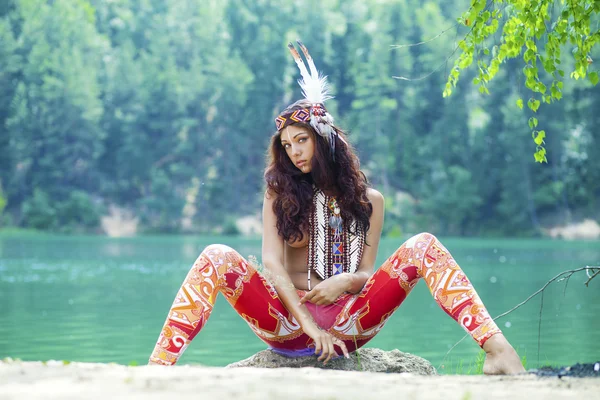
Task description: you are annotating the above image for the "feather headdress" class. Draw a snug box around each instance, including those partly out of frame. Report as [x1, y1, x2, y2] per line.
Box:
[274, 40, 346, 160]
[287, 41, 333, 104]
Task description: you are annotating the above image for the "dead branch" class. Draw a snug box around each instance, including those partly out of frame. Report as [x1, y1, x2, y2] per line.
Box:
[438, 266, 599, 370]
[585, 267, 600, 287]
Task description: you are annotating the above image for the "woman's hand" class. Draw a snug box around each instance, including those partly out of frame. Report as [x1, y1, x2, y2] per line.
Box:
[298, 274, 349, 306]
[302, 322, 349, 364]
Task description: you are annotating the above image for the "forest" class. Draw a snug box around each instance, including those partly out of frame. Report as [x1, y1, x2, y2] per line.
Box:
[0, 0, 598, 236]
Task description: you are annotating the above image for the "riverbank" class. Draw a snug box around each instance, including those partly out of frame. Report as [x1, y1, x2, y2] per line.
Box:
[1, 361, 599, 400]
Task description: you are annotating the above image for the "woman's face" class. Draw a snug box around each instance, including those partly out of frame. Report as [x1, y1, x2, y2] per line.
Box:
[280, 125, 315, 174]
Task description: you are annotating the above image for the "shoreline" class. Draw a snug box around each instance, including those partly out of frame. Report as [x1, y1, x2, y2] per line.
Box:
[1, 361, 599, 400]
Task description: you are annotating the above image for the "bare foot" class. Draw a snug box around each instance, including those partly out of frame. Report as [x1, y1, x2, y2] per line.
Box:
[482, 334, 526, 375]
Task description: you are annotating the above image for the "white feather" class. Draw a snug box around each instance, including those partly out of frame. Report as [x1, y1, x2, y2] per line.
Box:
[289, 41, 333, 104]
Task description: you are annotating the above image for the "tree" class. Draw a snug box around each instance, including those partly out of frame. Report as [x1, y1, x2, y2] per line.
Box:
[0, 0, 597, 235]
[4, 0, 106, 228]
[445, 0, 599, 162]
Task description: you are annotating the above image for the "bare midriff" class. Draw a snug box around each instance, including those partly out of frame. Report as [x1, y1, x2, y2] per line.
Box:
[283, 242, 323, 290]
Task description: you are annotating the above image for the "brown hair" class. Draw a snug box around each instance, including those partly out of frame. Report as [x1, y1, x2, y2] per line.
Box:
[264, 99, 372, 242]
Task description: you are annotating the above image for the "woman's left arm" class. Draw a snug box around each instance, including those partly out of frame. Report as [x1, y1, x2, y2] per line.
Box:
[300, 189, 385, 305]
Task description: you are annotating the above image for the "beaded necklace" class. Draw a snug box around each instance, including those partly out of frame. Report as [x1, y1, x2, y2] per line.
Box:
[306, 187, 365, 290]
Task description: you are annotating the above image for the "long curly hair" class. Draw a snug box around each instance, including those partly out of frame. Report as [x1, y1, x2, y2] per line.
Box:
[264, 99, 372, 243]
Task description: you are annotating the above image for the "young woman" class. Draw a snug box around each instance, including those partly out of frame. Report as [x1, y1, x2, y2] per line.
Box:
[148, 42, 525, 374]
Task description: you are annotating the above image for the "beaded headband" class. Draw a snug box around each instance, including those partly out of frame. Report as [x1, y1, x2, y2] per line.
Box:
[275, 41, 346, 160]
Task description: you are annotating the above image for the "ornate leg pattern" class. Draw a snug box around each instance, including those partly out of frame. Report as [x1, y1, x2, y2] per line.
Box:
[149, 244, 310, 365]
[150, 234, 501, 365]
[329, 232, 501, 350]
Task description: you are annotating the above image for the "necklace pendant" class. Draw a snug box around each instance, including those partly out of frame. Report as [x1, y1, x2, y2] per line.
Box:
[329, 215, 342, 229]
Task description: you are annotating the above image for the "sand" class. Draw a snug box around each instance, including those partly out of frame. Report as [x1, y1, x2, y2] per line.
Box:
[1, 361, 600, 400]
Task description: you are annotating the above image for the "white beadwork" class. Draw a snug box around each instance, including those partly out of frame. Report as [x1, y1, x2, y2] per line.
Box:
[307, 187, 364, 282]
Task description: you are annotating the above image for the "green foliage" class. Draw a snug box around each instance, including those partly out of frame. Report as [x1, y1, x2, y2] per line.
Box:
[0, 181, 7, 219]
[443, 351, 485, 375]
[441, 349, 530, 375]
[439, 352, 484, 375]
[474, 349, 485, 375]
[22, 189, 57, 230]
[5, 0, 106, 223]
[0, 0, 597, 236]
[14, 189, 101, 233]
[446, 0, 600, 163]
[420, 165, 483, 235]
[56, 191, 102, 232]
[221, 217, 241, 236]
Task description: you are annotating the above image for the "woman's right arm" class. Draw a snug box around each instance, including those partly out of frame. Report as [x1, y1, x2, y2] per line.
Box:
[261, 190, 349, 363]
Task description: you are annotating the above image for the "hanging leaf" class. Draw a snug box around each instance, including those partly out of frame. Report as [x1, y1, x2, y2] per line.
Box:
[516, 98, 524, 109]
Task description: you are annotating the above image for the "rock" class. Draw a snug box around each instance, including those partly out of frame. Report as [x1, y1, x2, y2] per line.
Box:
[226, 348, 437, 375]
[545, 219, 600, 240]
[235, 214, 263, 236]
[100, 205, 139, 237]
[528, 361, 600, 378]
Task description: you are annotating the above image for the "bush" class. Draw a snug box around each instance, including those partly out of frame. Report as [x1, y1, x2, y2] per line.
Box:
[21, 189, 57, 230]
[21, 189, 102, 232]
[56, 190, 101, 231]
[0, 182, 7, 227]
[221, 216, 241, 236]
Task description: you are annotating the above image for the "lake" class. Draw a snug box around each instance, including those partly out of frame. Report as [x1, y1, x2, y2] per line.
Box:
[0, 233, 598, 372]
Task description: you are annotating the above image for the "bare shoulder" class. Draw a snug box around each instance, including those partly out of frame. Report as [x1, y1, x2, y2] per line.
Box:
[264, 188, 277, 202]
[262, 189, 277, 218]
[366, 188, 384, 204]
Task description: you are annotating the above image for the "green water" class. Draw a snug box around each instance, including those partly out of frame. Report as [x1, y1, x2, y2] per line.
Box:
[0, 233, 599, 371]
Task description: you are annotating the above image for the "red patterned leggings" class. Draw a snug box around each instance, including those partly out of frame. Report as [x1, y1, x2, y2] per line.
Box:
[149, 233, 501, 365]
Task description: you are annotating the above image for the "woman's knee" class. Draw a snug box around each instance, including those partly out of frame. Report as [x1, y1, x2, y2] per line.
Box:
[404, 232, 437, 247]
[417, 232, 436, 240]
[197, 243, 247, 277]
[201, 243, 234, 255]
[189, 243, 235, 273]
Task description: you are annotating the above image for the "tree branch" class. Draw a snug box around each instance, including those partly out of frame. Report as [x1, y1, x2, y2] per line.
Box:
[438, 266, 599, 370]
[585, 267, 600, 287]
[392, 0, 495, 82]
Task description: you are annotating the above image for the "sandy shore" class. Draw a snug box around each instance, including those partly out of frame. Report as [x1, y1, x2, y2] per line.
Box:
[1, 361, 599, 400]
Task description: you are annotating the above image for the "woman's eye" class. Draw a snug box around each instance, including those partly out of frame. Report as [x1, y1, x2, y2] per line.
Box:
[299, 138, 306, 143]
